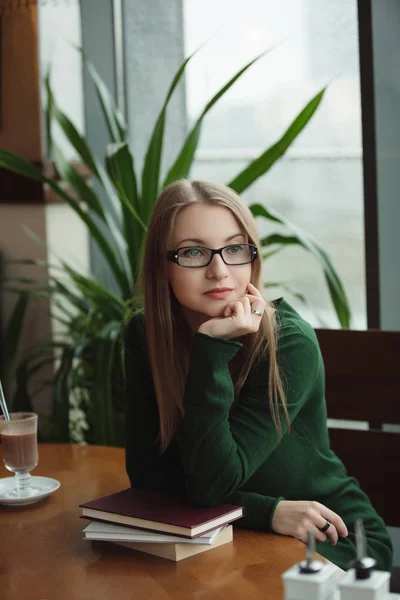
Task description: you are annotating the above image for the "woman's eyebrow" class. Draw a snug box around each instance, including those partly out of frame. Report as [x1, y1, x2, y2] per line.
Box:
[176, 233, 246, 246]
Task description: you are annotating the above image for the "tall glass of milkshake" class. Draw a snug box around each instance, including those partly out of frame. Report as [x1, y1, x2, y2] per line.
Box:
[0, 412, 39, 498]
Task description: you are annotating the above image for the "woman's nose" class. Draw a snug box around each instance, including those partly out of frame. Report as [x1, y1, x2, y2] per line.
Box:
[205, 253, 229, 278]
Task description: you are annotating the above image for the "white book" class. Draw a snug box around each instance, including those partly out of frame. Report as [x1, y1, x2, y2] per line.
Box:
[112, 525, 233, 562]
[83, 521, 225, 545]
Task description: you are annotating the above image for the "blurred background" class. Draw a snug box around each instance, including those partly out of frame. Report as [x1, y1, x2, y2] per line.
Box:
[36, 0, 365, 328]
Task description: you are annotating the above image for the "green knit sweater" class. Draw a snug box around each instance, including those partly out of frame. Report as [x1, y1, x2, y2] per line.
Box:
[124, 299, 392, 571]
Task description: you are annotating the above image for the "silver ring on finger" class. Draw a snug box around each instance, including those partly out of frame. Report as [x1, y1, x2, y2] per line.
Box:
[252, 309, 263, 317]
[318, 520, 331, 533]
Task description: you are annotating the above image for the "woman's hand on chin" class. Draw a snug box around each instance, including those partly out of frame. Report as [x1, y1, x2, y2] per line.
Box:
[197, 283, 267, 340]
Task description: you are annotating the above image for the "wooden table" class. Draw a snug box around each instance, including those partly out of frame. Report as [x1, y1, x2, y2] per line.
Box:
[0, 444, 324, 600]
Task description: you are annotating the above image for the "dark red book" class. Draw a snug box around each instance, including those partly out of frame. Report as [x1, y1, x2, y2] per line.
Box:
[79, 487, 244, 539]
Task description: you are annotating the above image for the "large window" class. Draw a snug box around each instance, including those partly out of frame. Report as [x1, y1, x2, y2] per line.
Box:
[183, 0, 364, 328]
[38, 0, 84, 160]
[37, 1, 90, 326]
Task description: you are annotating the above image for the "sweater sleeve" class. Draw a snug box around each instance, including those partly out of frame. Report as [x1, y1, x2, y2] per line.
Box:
[221, 489, 284, 532]
[177, 323, 321, 508]
[124, 315, 184, 493]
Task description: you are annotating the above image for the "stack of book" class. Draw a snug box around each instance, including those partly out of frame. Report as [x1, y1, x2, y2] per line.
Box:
[79, 487, 244, 562]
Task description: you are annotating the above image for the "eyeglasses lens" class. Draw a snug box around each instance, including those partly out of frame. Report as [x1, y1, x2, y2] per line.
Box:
[177, 244, 252, 267]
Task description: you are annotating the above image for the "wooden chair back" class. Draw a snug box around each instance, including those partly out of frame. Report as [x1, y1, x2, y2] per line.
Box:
[315, 328, 400, 527]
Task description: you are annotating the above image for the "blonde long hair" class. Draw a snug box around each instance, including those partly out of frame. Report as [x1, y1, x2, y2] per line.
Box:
[137, 179, 288, 452]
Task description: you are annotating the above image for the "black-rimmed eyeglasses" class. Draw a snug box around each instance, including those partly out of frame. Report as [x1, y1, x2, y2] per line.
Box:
[167, 243, 258, 268]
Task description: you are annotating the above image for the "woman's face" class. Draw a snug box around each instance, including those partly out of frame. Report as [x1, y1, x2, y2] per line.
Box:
[167, 203, 253, 331]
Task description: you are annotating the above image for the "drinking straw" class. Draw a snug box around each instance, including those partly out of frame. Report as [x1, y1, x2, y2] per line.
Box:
[0, 379, 10, 421]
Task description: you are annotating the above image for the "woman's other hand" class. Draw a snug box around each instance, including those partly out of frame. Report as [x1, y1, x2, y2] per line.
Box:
[271, 500, 348, 546]
[197, 283, 267, 340]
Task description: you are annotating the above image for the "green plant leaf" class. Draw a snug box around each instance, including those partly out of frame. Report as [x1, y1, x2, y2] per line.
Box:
[0, 148, 130, 296]
[49, 278, 90, 313]
[5, 281, 86, 323]
[52, 146, 105, 220]
[141, 50, 199, 219]
[164, 51, 271, 187]
[4, 257, 124, 317]
[46, 80, 133, 287]
[253, 207, 351, 327]
[45, 73, 98, 175]
[46, 311, 75, 330]
[79, 48, 127, 143]
[52, 145, 133, 291]
[44, 66, 54, 159]
[88, 337, 117, 445]
[61, 263, 126, 317]
[265, 281, 330, 327]
[262, 233, 299, 246]
[12, 363, 35, 413]
[106, 143, 147, 282]
[262, 247, 285, 261]
[2, 275, 45, 287]
[228, 88, 326, 193]
[263, 280, 307, 305]
[6, 258, 56, 268]
[10, 346, 58, 414]
[51, 348, 73, 442]
[0, 293, 29, 386]
[106, 143, 141, 217]
[46, 79, 124, 232]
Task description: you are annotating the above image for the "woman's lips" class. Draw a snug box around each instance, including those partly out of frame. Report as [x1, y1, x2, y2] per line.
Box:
[204, 290, 233, 300]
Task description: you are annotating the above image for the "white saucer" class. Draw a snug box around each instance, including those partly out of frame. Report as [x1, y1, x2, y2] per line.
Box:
[0, 476, 61, 506]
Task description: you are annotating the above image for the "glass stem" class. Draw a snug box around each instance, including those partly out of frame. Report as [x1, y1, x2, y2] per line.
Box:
[15, 472, 32, 496]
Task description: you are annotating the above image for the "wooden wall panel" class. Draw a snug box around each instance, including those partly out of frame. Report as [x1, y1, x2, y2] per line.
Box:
[0, 4, 42, 159]
[0, 3, 52, 421]
[0, 3, 45, 204]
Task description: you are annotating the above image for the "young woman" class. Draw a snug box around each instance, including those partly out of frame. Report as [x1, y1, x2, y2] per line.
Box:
[124, 179, 392, 571]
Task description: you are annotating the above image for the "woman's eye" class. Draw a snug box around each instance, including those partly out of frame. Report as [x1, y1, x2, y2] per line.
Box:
[182, 247, 202, 257]
[227, 245, 243, 254]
